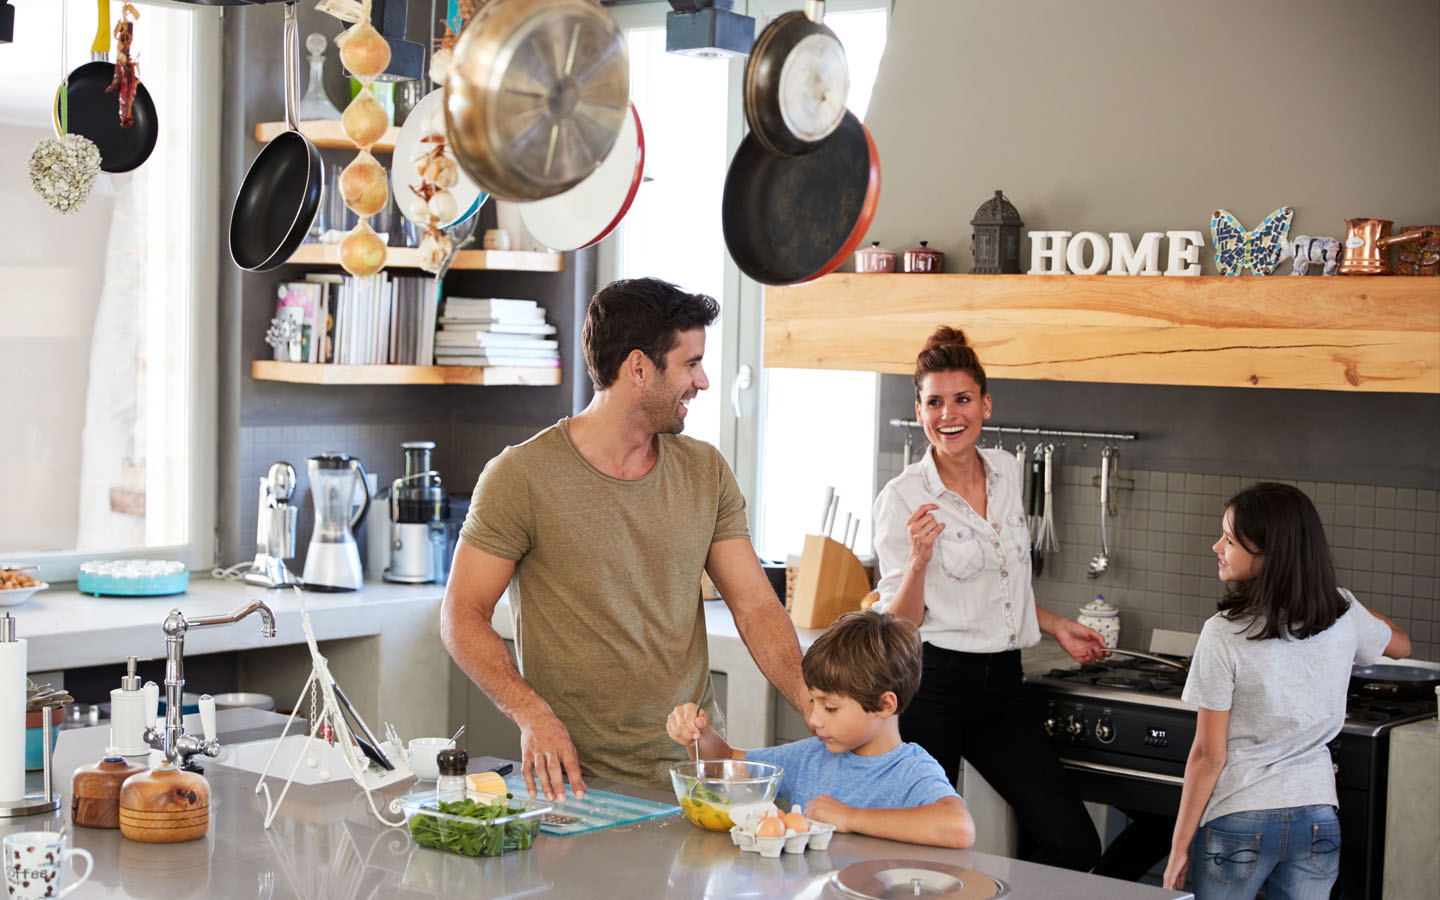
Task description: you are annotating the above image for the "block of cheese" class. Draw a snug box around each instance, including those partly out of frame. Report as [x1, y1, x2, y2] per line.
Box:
[465, 770, 507, 799]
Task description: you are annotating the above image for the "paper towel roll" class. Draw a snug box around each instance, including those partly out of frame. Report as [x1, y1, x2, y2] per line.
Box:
[0, 634, 26, 803]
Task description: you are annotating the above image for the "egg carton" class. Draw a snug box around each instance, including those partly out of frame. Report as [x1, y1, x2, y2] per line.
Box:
[730, 819, 836, 858]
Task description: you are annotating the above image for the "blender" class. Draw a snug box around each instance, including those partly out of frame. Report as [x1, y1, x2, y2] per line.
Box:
[302, 453, 370, 591]
[385, 441, 450, 583]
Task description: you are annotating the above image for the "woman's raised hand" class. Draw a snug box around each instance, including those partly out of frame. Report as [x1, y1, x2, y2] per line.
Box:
[906, 503, 945, 571]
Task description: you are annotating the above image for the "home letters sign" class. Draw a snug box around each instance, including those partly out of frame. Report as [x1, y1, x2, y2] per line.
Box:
[1027, 231, 1206, 276]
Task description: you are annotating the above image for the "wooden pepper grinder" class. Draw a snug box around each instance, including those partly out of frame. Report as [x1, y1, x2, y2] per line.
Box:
[72, 748, 147, 828]
[118, 762, 210, 842]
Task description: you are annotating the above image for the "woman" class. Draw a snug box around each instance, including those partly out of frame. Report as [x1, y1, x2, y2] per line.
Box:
[871, 326, 1108, 871]
[1163, 483, 1410, 898]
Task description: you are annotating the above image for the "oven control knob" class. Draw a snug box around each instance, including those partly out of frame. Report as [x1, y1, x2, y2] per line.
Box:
[1043, 716, 1059, 736]
[1067, 716, 1085, 737]
[1094, 719, 1114, 743]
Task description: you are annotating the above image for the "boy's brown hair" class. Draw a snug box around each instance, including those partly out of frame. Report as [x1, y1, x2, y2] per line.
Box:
[801, 610, 923, 713]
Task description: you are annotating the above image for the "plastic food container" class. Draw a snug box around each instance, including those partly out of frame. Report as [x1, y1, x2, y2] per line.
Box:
[670, 759, 783, 832]
[76, 560, 188, 597]
[398, 794, 551, 858]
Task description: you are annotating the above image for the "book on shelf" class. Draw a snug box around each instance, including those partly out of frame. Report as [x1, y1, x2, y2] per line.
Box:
[438, 308, 547, 324]
[434, 333, 559, 349]
[437, 322, 557, 336]
[442, 297, 539, 315]
[433, 355, 563, 368]
[435, 343, 559, 359]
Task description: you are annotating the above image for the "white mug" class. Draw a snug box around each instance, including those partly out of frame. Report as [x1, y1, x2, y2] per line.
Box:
[4, 831, 93, 899]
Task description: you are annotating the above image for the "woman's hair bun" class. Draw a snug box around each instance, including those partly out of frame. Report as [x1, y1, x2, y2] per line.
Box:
[923, 326, 970, 352]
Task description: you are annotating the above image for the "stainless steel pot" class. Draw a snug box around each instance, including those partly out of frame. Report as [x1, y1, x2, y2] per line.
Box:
[445, 0, 630, 201]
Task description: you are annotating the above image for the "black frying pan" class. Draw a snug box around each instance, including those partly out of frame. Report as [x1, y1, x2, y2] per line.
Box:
[230, 0, 322, 272]
[55, 0, 158, 173]
[1350, 663, 1440, 700]
[721, 109, 879, 286]
[744, 0, 848, 158]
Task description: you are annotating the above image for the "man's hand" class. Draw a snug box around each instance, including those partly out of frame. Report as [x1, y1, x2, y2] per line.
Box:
[666, 702, 710, 752]
[518, 705, 587, 802]
[805, 794, 856, 832]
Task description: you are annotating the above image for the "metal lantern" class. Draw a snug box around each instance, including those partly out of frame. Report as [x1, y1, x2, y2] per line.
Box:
[970, 190, 1024, 274]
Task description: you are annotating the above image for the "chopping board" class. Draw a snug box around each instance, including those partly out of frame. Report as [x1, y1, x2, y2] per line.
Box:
[502, 775, 678, 836]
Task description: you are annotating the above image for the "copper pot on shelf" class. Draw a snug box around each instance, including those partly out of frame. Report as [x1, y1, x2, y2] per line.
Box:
[1338, 218, 1427, 275]
[902, 241, 943, 273]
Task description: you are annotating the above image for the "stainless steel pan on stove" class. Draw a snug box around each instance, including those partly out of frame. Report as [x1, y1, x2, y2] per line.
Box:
[1103, 647, 1190, 674]
[1350, 663, 1440, 700]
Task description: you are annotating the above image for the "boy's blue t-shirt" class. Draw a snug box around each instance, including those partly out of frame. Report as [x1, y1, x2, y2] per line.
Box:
[745, 739, 958, 812]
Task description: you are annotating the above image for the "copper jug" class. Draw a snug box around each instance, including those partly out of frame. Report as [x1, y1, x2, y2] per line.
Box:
[1338, 218, 1426, 275]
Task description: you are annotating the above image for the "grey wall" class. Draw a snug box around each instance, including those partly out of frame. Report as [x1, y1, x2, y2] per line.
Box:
[863, 0, 1440, 658]
[215, 4, 593, 569]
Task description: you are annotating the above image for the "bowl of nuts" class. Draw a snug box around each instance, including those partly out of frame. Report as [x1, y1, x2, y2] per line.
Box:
[0, 565, 48, 607]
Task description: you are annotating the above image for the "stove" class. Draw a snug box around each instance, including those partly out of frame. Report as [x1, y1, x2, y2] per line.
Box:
[1024, 655, 1434, 899]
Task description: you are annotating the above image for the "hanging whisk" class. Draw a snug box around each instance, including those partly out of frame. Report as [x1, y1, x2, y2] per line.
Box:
[1037, 444, 1060, 554]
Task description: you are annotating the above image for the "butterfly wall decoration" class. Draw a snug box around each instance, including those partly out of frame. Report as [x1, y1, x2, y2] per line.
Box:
[1210, 207, 1295, 276]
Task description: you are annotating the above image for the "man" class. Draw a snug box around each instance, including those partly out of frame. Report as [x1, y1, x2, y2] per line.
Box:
[441, 278, 809, 801]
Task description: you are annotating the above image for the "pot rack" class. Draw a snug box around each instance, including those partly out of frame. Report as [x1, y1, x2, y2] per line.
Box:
[887, 419, 1137, 443]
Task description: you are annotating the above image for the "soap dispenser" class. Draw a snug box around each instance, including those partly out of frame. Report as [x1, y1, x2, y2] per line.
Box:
[110, 657, 148, 757]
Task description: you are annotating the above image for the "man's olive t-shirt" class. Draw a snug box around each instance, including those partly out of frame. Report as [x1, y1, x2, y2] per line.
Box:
[460, 418, 750, 788]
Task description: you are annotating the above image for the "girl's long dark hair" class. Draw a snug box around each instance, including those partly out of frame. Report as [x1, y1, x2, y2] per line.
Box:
[1218, 482, 1346, 640]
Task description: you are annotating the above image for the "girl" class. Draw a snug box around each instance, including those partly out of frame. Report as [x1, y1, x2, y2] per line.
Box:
[1163, 482, 1410, 899]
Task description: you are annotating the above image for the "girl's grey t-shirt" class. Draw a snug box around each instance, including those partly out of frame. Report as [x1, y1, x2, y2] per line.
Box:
[1182, 590, 1392, 825]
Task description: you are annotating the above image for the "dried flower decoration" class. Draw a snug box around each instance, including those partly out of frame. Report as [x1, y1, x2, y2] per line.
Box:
[28, 133, 102, 214]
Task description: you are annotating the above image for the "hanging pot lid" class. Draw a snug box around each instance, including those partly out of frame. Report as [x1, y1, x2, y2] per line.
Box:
[830, 858, 1007, 900]
[444, 0, 630, 202]
[517, 102, 643, 251]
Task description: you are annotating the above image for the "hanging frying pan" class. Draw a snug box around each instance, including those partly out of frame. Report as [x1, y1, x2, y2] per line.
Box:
[54, 0, 158, 173]
[517, 103, 643, 251]
[229, 1, 323, 272]
[721, 109, 879, 286]
[444, 0, 630, 201]
[744, 0, 848, 158]
[392, 89, 488, 229]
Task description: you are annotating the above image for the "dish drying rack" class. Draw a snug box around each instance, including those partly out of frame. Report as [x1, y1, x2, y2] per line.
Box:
[253, 585, 413, 829]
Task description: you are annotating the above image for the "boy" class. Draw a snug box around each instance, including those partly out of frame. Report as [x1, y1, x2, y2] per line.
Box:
[667, 610, 975, 848]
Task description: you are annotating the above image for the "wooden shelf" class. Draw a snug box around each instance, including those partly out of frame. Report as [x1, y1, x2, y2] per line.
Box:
[252, 361, 562, 386]
[254, 120, 400, 153]
[765, 274, 1440, 393]
[283, 244, 564, 271]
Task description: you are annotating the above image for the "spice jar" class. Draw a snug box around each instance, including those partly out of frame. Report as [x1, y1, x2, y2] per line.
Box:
[902, 241, 944, 273]
[436, 748, 468, 803]
[854, 241, 896, 273]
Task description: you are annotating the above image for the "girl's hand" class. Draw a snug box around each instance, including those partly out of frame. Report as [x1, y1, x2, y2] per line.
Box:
[805, 794, 856, 832]
[906, 504, 944, 571]
[666, 702, 710, 750]
[1162, 847, 1188, 891]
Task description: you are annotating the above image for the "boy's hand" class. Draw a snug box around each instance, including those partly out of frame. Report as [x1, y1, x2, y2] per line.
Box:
[805, 794, 856, 832]
[666, 702, 710, 751]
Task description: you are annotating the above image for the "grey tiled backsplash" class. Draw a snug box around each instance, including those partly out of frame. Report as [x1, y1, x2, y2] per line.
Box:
[875, 451, 1440, 662]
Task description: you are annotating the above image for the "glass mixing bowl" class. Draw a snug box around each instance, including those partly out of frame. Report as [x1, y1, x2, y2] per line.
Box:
[670, 759, 783, 832]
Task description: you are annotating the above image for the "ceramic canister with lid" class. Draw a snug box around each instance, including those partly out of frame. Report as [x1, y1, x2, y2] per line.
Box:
[902, 241, 944, 273]
[1078, 594, 1120, 649]
[854, 241, 896, 273]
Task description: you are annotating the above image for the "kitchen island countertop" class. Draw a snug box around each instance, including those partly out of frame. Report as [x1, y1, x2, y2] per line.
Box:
[7, 713, 1193, 900]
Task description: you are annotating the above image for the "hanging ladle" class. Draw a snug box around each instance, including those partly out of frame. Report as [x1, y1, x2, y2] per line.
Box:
[1086, 446, 1113, 579]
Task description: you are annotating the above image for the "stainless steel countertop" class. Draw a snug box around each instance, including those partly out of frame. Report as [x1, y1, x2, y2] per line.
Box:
[6, 711, 1191, 899]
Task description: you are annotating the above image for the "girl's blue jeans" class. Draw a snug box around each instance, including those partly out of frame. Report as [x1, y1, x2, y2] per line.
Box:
[1190, 805, 1341, 900]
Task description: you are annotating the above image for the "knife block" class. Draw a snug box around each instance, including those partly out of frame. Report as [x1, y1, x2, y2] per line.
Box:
[789, 534, 871, 629]
[118, 765, 210, 842]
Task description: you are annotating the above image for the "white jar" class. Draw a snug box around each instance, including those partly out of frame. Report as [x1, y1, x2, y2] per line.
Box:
[1078, 595, 1120, 649]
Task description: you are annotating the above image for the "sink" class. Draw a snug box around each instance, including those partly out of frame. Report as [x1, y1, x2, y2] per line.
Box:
[214, 734, 408, 786]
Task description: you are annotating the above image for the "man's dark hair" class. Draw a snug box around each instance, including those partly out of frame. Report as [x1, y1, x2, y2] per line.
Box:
[582, 278, 720, 389]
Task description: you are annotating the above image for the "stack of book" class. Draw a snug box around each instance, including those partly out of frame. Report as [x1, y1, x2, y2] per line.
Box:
[434, 297, 560, 369]
[275, 273, 440, 365]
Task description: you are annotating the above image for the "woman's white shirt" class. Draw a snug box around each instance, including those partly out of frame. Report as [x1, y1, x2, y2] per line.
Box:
[872, 446, 1040, 653]
[1182, 591, 1393, 825]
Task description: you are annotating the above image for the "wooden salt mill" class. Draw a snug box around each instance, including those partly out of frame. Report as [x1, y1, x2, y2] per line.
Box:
[118, 762, 210, 842]
[72, 750, 147, 829]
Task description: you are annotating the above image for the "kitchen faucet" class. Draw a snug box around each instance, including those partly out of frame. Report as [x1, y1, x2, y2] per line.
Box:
[144, 600, 277, 768]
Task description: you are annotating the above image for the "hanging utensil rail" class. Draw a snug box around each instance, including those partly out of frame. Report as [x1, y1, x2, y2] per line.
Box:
[888, 419, 1137, 442]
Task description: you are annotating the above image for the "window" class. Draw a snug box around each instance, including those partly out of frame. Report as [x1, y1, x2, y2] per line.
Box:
[599, 1, 888, 559]
[0, 0, 219, 579]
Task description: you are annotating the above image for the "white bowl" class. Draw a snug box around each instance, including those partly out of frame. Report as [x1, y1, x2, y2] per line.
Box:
[407, 737, 455, 781]
[0, 582, 48, 608]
